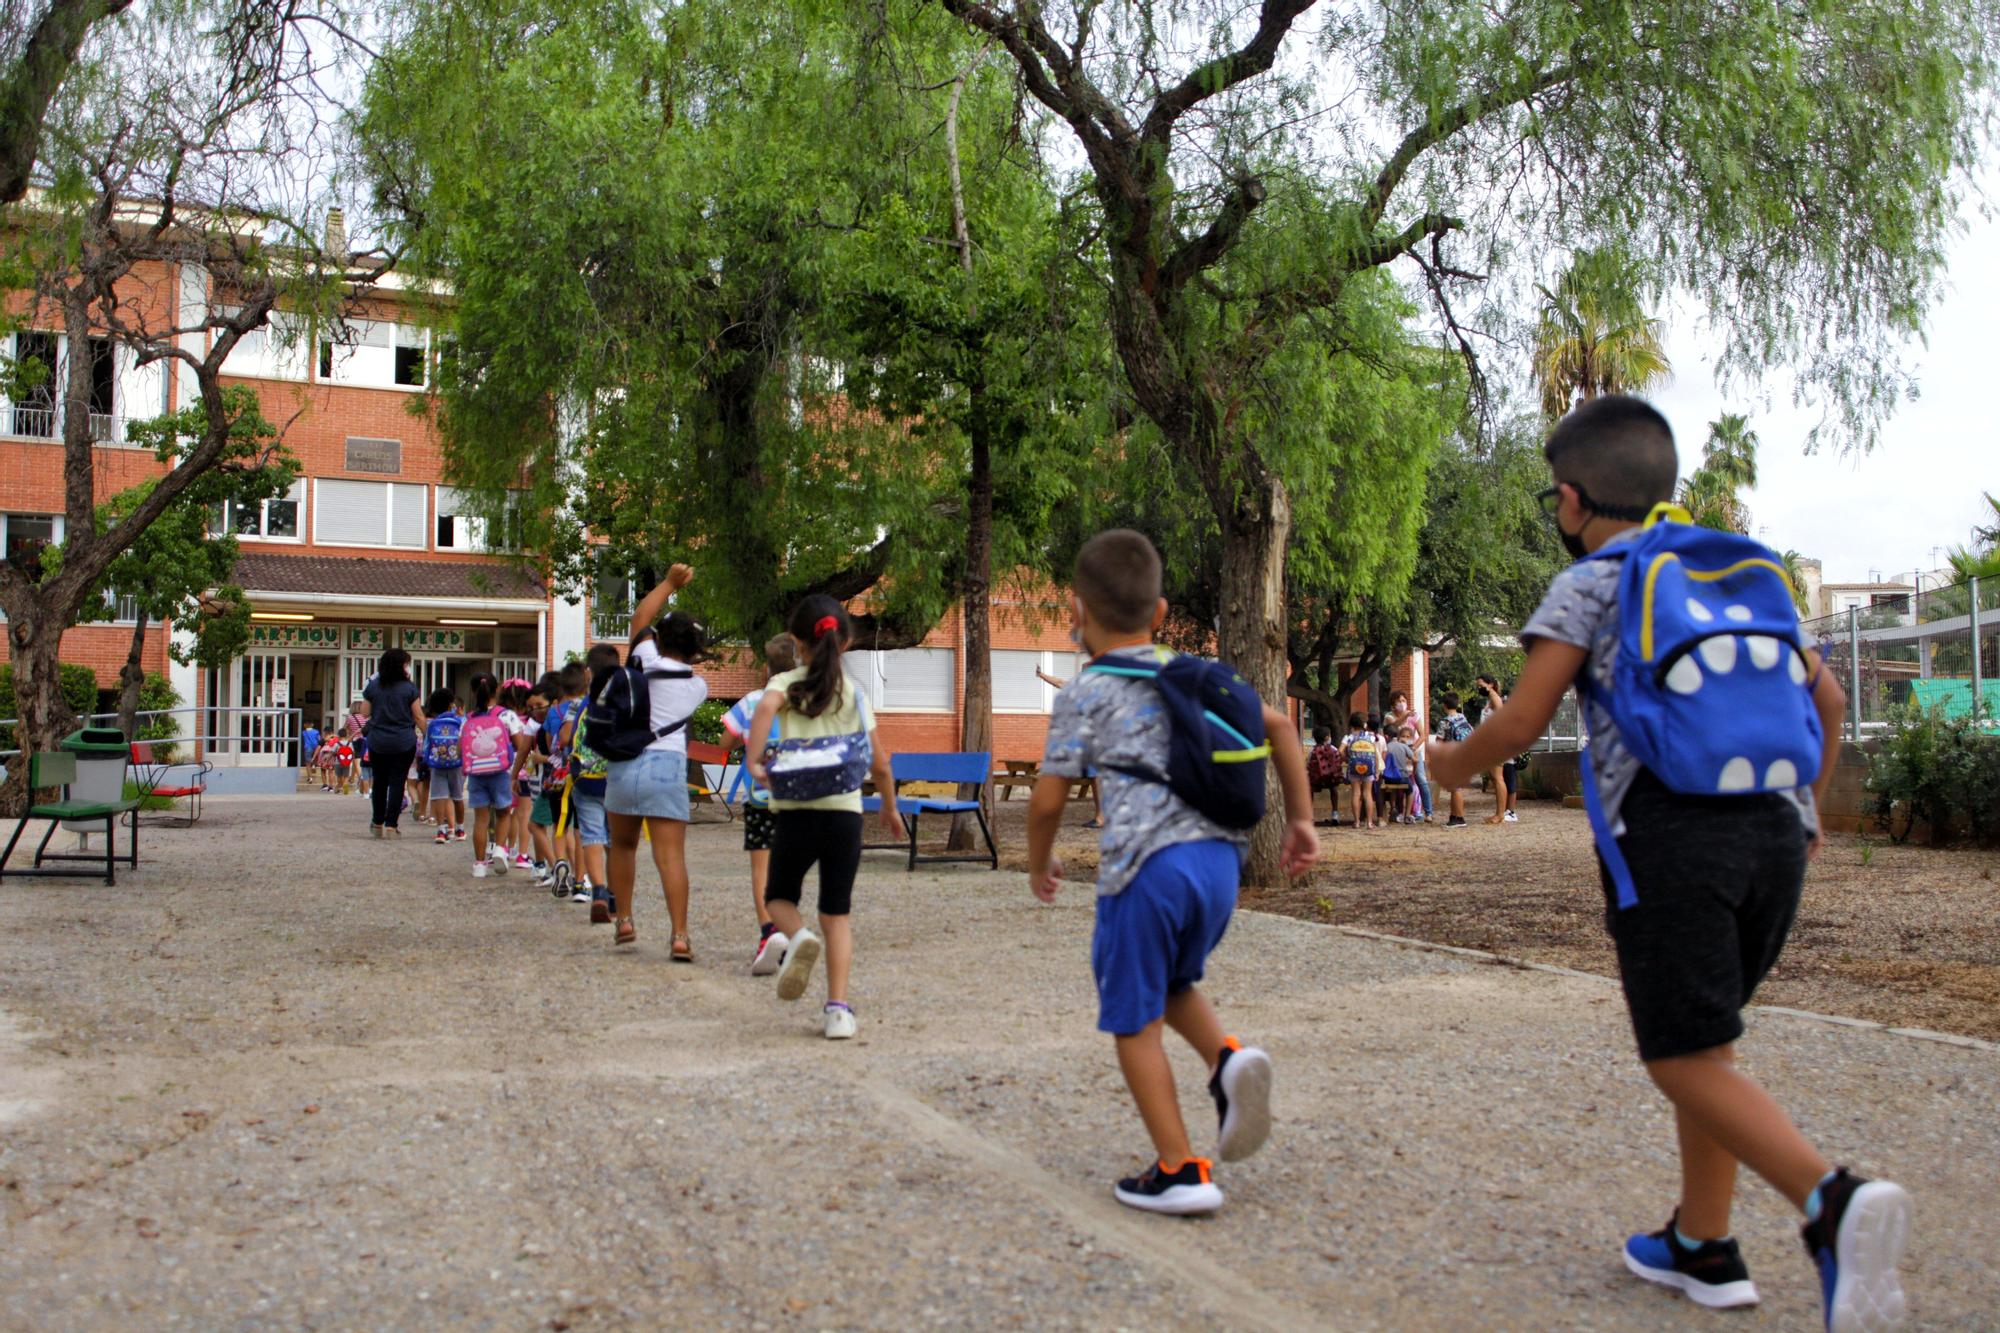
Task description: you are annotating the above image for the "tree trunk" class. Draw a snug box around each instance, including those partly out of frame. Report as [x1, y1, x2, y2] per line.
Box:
[950, 397, 994, 852]
[2, 616, 68, 815]
[118, 609, 149, 741]
[1215, 472, 1293, 886]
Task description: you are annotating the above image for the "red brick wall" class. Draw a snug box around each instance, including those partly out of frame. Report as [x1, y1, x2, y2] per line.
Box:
[0, 623, 171, 690]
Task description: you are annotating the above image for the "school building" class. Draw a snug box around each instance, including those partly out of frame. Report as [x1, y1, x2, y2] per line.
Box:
[4, 231, 1423, 784]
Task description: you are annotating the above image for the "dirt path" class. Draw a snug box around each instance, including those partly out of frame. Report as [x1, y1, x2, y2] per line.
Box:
[1, 796, 1994, 1329]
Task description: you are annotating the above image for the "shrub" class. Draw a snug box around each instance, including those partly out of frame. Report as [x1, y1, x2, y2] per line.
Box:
[0, 663, 105, 750]
[136, 672, 182, 762]
[1866, 705, 2000, 844]
[688, 699, 728, 746]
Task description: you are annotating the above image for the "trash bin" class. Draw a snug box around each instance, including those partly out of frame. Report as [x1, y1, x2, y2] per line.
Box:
[61, 727, 130, 834]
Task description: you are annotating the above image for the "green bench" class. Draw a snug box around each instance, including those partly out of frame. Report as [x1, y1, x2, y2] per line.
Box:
[0, 752, 141, 885]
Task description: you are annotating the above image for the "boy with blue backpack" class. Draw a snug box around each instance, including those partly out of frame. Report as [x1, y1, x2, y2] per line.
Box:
[1428, 397, 1907, 1331]
[1027, 529, 1318, 1217]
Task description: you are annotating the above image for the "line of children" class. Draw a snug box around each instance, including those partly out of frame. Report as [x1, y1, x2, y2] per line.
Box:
[1428, 395, 1907, 1331]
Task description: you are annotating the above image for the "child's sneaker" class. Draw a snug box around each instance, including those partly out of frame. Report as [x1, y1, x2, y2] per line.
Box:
[1446, 816, 1467, 828]
[1622, 1214, 1760, 1309]
[535, 866, 555, 890]
[489, 852, 509, 875]
[568, 885, 591, 904]
[472, 859, 489, 879]
[751, 930, 788, 977]
[1208, 1038, 1273, 1162]
[775, 928, 821, 1002]
[1113, 1158, 1222, 1216]
[514, 853, 533, 870]
[1503, 810, 1519, 823]
[454, 827, 467, 841]
[823, 1002, 856, 1040]
[434, 829, 449, 846]
[1800, 1169, 1910, 1332]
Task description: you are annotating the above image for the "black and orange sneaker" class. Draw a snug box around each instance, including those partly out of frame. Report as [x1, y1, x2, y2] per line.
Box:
[1208, 1037, 1273, 1162]
[1113, 1157, 1223, 1216]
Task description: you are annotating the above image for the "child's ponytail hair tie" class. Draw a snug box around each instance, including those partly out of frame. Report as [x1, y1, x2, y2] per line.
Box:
[813, 615, 840, 639]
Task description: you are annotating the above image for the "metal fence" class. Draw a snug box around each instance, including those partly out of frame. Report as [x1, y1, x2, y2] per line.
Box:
[1802, 574, 1994, 740]
[1, 706, 305, 764]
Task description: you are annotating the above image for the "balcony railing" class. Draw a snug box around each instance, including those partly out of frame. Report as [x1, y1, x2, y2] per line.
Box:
[590, 606, 633, 641]
[4, 406, 128, 443]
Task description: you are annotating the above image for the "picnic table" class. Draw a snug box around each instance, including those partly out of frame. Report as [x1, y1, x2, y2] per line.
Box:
[991, 758, 1094, 803]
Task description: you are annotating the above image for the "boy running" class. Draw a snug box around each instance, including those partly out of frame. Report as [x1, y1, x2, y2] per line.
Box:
[1428, 396, 1907, 1329]
[1027, 529, 1318, 1216]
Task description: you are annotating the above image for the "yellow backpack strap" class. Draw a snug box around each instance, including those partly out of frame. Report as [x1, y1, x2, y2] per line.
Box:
[1643, 501, 1693, 529]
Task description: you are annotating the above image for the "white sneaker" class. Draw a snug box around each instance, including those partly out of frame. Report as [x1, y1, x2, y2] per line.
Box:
[823, 1004, 857, 1040]
[568, 886, 591, 904]
[1503, 811, 1519, 823]
[492, 843, 510, 862]
[472, 859, 489, 879]
[775, 928, 821, 1002]
[490, 852, 509, 875]
[751, 931, 788, 977]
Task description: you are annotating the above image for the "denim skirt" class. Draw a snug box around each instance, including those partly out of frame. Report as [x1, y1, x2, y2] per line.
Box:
[606, 748, 691, 820]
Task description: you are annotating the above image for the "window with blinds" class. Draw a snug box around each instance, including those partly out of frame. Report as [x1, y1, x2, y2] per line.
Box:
[992, 650, 1047, 712]
[314, 478, 426, 548]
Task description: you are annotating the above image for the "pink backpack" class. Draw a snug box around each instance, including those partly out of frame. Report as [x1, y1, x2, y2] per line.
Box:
[461, 708, 513, 776]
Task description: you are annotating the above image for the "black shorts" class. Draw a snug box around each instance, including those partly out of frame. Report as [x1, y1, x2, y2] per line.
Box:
[1598, 772, 1807, 1062]
[743, 804, 776, 853]
[1501, 761, 1519, 794]
[766, 809, 863, 916]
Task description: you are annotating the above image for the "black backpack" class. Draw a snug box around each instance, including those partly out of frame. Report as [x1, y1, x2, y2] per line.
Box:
[1081, 652, 1270, 829]
[583, 657, 695, 763]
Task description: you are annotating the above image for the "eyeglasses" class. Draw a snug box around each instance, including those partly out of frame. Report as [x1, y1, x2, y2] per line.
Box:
[1535, 484, 1564, 517]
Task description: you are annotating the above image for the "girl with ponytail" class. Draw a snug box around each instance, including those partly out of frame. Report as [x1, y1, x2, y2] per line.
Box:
[745, 595, 905, 1041]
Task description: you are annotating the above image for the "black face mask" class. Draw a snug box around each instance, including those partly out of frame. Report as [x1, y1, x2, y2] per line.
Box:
[1555, 512, 1590, 559]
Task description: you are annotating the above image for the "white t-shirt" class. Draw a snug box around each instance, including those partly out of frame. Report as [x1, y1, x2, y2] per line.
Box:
[631, 637, 708, 756]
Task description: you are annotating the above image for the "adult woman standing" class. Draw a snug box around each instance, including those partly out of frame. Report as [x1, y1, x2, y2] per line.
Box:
[363, 648, 426, 838]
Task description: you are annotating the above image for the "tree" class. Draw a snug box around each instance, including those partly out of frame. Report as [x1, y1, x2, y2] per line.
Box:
[357, 1, 1024, 651]
[1285, 419, 1566, 720]
[1780, 549, 1812, 617]
[1679, 415, 1763, 533]
[47, 388, 296, 738]
[0, 2, 375, 804]
[944, 0, 1995, 879]
[0, 0, 134, 204]
[1532, 247, 1672, 418]
[1947, 492, 2000, 580]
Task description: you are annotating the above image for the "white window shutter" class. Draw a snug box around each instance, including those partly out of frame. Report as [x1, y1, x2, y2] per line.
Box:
[391, 483, 427, 548]
[316, 478, 388, 545]
[842, 652, 884, 711]
[879, 648, 955, 711]
[991, 650, 1046, 712]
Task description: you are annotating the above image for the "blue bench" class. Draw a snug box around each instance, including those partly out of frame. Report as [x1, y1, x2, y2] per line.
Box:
[861, 750, 998, 871]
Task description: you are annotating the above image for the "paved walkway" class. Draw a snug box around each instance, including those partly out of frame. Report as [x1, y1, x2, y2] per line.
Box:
[1, 797, 1993, 1330]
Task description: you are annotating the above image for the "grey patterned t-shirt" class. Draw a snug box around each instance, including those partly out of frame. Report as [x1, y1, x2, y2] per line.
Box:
[1041, 645, 1248, 896]
[1523, 530, 1817, 837]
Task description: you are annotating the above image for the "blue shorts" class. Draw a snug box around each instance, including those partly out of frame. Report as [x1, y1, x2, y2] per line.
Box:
[606, 748, 690, 821]
[1091, 839, 1241, 1036]
[466, 770, 514, 810]
[572, 791, 609, 847]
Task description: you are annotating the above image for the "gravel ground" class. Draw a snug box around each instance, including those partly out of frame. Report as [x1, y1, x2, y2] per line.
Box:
[1, 795, 1995, 1330]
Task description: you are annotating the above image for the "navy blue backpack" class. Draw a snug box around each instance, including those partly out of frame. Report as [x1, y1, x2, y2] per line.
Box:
[1581, 506, 1823, 907]
[1082, 650, 1271, 829]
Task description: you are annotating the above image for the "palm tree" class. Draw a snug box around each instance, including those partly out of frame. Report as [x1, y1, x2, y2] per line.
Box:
[1780, 549, 1812, 615]
[1676, 414, 1762, 534]
[1678, 468, 1744, 533]
[1532, 248, 1673, 418]
[1702, 413, 1760, 490]
[1947, 492, 2000, 581]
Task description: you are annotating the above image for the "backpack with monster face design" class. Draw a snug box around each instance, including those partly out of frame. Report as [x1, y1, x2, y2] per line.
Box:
[1579, 505, 1823, 907]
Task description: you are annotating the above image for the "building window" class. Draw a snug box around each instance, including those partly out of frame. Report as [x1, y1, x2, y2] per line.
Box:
[434, 486, 521, 553]
[313, 478, 426, 548]
[393, 326, 427, 387]
[3, 513, 57, 579]
[993, 649, 1082, 713]
[212, 480, 302, 541]
[316, 319, 428, 390]
[590, 550, 635, 640]
[344, 437, 402, 474]
[845, 648, 956, 713]
[4, 332, 119, 440]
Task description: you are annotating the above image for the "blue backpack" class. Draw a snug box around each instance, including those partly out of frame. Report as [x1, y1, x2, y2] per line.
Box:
[1581, 507, 1823, 908]
[423, 713, 464, 770]
[1082, 651, 1270, 830]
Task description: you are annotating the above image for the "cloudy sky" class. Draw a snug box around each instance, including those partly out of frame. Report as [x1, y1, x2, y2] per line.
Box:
[1650, 173, 1998, 586]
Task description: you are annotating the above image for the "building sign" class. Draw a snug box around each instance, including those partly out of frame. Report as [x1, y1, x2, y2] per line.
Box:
[400, 626, 468, 653]
[344, 437, 403, 474]
[347, 625, 387, 652]
[249, 623, 343, 649]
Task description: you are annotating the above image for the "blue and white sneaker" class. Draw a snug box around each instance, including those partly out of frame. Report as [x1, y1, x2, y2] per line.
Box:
[1623, 1213, 1760, 1309]
[1801, 1168, 1910, 1332]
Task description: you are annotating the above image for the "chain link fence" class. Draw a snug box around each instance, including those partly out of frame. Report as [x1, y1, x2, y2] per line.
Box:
[1803, 574, 1996, 739]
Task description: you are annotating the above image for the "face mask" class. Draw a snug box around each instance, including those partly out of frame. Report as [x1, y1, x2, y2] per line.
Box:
[1555, 511, 1590, 559]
